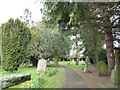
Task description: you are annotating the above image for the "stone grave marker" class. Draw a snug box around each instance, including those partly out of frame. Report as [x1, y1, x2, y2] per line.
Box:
[84, 56, 89, 73]
[37, 59, 47, 74]
[97, 61, 108, 77]
[50, 61, 53, 63]
[76, 59, 79, 65]
[111, 49, 120, 85]
[72, 59, 75, 63]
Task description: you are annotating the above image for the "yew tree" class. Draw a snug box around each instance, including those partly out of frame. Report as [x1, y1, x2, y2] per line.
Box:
[1, 18, 31, 71]
[41, 2, 120, 73]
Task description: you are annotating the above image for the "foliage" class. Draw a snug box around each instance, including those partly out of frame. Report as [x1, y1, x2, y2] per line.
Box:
[41, 2, 120, 72]
[11, 75, 45, 88]
[26, 76, 45, 88]
[41, 2, 104, 59]
[1, 18, 31, 72]
[60, 61, 85, 70]
[39, 28, 70, 60]
[6, 67, 65, 88]
[84, 48, 107, 64]
[42, 67, 65, 88]
[47, 68, 59, 77]
[0, 74, 31, 89]
[96, 48, 107, 63]
[27, 26, 43, 60]
[41, 29, 70, 57]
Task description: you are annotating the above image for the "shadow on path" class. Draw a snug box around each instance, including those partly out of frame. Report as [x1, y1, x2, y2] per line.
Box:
[62, 64, 88, 88]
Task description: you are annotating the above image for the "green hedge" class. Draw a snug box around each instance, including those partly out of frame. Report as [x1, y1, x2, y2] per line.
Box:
[0, 73, 31, 89]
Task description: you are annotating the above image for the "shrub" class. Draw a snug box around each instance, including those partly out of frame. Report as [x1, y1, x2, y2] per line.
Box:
[97, 48, 107, 64]
[47, 69, 58, 77]
[1, 18, 31, 72]
[0, 73, 31, 89]
[25, 77, 45, 88]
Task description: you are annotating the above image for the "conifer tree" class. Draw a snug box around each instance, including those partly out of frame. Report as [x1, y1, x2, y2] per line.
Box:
[1, 18, 31, 71]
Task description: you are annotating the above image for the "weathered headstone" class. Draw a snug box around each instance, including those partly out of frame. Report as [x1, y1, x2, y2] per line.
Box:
[81, 60, 84, 62]
[111, 65, 120, 85]
[84, 56, 89, 73]
[76, 59, 79, 65]
[72, 59, 75, 63]
[97, 61, 108, 77]
[111, 49, 120, 85]
[50, 61, 53, 63]
[37, 59, 47, 74]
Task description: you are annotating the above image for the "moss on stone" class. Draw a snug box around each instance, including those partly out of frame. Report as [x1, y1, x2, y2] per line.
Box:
[97, 61, 108, 77]
[111, 65, 120, 85]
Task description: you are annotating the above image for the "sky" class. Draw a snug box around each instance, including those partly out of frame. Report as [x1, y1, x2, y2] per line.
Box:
[0, 0, 43, 25]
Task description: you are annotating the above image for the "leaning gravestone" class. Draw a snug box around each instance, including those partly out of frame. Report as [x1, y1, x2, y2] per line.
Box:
[37, 59, 47, 74]
[97, 61, 108, 77]
[111, 49, 120, 85]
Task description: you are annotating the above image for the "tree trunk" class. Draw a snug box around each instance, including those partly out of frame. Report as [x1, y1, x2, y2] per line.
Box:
[103, 11, 115, 73]
[54, 56, 59, 66]
[30, 56, 38, 67]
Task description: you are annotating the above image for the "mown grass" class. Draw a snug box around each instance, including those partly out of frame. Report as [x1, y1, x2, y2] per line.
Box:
[60, 61, 86, 70]
[42, 67, 66, 88]
[0, 64, 66, 88]
[0, 67, 37, 78]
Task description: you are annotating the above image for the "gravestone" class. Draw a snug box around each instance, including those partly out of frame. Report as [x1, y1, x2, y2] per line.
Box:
[97, 61, 108, 77]
[84, 56, 90, 73]
[76, 59, 79, 65]
[37, 59, 47, 74]
[111, 49, 120, 85]
[72, 59, 75, 63]
[50, 61, 53, 63]
[68, 58, 71, 65]
[81, 60, 84, 62]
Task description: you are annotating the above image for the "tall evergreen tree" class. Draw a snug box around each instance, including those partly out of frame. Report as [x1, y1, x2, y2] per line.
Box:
[41, 2, 120, 73]
[1, 18, 31, 71]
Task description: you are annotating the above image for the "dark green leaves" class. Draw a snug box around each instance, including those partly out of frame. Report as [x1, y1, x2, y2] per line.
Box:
[1, 18, 31, 72]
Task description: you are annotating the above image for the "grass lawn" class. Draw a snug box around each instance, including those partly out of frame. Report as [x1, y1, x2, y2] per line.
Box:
[60, 61, 86, 70]
[42, 67, 66, 88]
[0, 67, 37, 78]
[0, 65, 66, 88]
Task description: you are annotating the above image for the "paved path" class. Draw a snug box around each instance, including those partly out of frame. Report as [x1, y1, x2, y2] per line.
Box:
[63, 64, 87, 88]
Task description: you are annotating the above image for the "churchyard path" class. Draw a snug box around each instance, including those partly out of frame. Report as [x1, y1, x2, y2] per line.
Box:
[62, 64, 88, 88]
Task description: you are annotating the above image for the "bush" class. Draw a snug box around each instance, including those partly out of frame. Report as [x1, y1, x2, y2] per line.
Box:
[25, 77, 45, 88]
[1, 18, 31, 72]
[0, 73, 31, 89]
[97, 49, 107, 64]
[47, 69, 58, 77]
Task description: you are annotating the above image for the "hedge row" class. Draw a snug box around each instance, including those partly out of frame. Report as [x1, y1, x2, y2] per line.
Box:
[0, 73, 31, 89]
